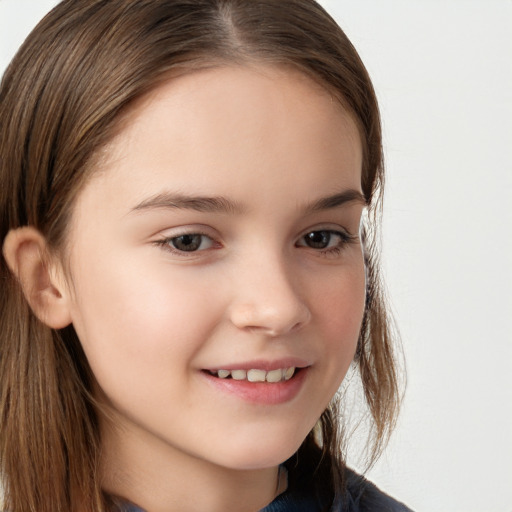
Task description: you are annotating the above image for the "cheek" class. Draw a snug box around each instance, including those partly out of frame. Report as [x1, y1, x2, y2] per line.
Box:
[316, 261, 366, 332]
[311, 263, 366, 374]
[66, 252, 224, 388]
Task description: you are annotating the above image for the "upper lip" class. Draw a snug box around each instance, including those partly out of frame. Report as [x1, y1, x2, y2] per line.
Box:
[204, 357, 312, 372]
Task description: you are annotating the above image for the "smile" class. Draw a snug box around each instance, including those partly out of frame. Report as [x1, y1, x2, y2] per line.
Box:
[207, 367, 296, 383]
[203, 365, 308, 405]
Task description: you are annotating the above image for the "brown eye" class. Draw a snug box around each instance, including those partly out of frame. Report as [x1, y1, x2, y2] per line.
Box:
[296, 229, 353, 254]
[170, 234, 205, 252]
[303, 230, 332, 249]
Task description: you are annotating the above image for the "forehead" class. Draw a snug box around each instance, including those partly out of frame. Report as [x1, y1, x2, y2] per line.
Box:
[76, 64, 362, 217]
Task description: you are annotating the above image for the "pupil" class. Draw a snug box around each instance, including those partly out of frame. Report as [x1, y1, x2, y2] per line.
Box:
[173, 234, 201, 251]
[306, 231, 330, 249]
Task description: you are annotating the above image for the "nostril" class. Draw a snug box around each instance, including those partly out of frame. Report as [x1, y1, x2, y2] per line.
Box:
[229, 300, 311, 337]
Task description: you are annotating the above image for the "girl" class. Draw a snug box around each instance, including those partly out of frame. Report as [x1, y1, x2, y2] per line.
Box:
[0, 1, 411, 511]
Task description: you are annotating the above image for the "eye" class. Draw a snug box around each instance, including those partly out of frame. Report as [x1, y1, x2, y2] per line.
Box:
[158, 233, 216, 253]
[296, 229, 354, 252]
[303, 230, 335, 249]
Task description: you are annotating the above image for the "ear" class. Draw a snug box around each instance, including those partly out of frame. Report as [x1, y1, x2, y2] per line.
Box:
[2, 227, 72, 329]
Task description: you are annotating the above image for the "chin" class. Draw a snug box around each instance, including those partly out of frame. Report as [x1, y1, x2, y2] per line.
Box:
[212, 430, 308, 471]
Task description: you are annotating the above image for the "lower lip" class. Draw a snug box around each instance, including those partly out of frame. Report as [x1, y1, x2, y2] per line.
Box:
[202, 368, 308, 405]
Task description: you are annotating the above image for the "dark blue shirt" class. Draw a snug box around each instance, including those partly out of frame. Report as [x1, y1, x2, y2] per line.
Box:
[262, 469, 412, 511]
[119, 469, 412, 512]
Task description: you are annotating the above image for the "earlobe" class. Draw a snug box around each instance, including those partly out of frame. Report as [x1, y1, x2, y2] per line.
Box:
[2, 227, 72, 329]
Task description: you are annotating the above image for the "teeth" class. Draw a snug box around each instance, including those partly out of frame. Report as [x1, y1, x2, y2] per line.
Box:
[247, 369, 266, 382]
[231, 369, 247, 380]
[284, 367, 295, 381]
[266, 369, 283, 383]
[211, 367, 297, 383]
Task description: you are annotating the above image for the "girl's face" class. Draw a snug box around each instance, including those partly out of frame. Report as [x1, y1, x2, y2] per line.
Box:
[64, 65, 365, 472]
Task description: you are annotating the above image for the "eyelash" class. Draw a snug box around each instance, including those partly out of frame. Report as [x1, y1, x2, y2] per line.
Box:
[154, 229, 357, 257]
[154, 231, 217, 255]
[296, 229, 358, 257]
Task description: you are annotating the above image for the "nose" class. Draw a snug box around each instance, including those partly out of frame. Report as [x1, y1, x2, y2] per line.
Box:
[228, 254, 311, 337]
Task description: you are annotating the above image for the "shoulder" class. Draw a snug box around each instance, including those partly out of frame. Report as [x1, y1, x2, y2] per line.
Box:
[262, 466, 413, 512]
[339, 469, 413, 512]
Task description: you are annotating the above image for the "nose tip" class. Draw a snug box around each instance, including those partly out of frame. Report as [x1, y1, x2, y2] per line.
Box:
[230, 303, 311, 336]
[228, 270, 312, 337]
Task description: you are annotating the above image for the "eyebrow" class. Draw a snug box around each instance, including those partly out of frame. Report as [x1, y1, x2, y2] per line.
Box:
[306, 189, 367, 212]
[130, 193, 244, 214]
[129, 188, 366, 215]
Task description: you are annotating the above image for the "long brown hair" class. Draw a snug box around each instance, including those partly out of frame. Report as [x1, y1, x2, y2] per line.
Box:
[0, 1, 401, 510]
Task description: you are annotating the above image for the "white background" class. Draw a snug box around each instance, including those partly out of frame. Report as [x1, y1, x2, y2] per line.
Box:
[1, 1, 511, 511]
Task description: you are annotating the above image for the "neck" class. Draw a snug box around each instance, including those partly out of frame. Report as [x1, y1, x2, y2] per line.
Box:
[100, 417, 282, 512]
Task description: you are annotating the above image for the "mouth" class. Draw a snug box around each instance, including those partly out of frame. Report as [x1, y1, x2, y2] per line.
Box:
[201, 364, 308, 404]
[204, 367, 297, 383]
[201, 358, 311, 404]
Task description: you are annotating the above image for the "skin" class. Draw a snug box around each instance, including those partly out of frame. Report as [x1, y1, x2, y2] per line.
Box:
[28, 65, 366, 511]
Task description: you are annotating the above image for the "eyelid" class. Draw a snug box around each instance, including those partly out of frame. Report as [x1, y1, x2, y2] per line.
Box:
[297, 224, 357, 241]
[152, 226, 222, 257]
[295, 226, 359, 255]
